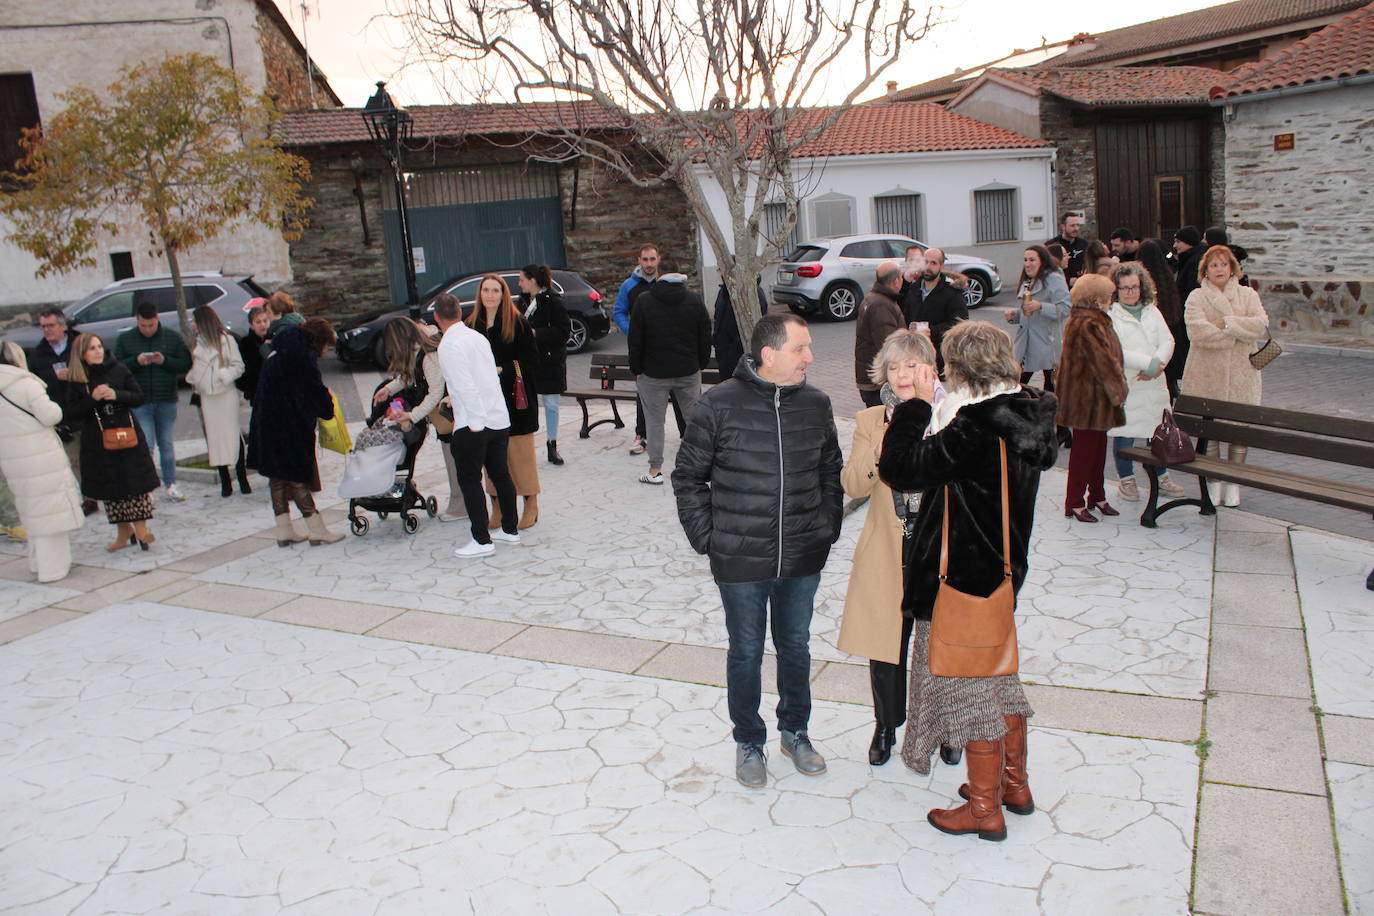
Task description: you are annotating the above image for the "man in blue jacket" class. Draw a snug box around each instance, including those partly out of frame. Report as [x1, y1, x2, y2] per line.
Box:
[673, 313, 844, 789]
[614, 243, 683, 453]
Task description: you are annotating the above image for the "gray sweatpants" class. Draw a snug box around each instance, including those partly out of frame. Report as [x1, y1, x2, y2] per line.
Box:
[637, 374, 701, 470]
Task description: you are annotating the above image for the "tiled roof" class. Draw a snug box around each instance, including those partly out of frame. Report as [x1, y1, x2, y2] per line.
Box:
[1035, 0, 1369, 67]
[277, 100, 1045, 155]
[888, 72, 980, 103]
[275, 101, 630, 146]
[968, 66, 1222, 107]
[1211, 2, 1374, 99]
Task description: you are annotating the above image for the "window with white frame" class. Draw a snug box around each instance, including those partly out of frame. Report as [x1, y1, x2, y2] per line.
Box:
[812, 193, 855, 238]
[874, 193, 922, 239]
[761, 201, 800, 256]
[973, 186, 1018, 243]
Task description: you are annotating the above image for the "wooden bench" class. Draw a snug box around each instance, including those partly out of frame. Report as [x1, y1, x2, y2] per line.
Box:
[1117, 395, 1374, 528]
[563, 354, 723, 438]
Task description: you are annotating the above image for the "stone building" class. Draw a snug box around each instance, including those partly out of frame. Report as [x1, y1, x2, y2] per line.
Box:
[0, 0, 340, 313]
[1211, 2, 1374, 339]
[274, 102, 698, 320]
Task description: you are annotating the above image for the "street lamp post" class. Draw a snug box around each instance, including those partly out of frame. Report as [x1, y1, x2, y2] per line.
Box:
[361, 81, 420, 320]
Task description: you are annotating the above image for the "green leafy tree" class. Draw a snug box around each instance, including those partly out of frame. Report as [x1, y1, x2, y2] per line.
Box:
[0, 53, 312, 339]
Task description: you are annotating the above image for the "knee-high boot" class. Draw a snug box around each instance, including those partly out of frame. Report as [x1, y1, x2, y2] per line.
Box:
[518, 494, 539, 529]
[928, 740, 1007, 841]
[959, 715, 1034, 815]
[218, 466, 234, 498]
[867, 661, 899, 766]
[235, 440, 252, 495]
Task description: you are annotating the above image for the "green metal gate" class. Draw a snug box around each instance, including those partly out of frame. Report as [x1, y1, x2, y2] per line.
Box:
[381, 163, 566, 305]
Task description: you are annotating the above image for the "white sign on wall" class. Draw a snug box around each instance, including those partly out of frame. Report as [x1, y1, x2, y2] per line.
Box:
[412, 248, 426, 274]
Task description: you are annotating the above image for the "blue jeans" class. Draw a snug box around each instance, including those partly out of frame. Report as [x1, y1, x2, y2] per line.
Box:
[717, 573, 820, 746]
[540, 394, 560, 440]
[132, 401, 178, 485]
[1113, 436, 1134, 480]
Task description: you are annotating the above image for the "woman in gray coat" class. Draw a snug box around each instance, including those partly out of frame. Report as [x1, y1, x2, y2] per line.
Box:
[1005, 245, 1071, 390]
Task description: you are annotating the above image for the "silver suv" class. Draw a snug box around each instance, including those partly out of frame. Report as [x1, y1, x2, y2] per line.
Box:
[771, 235, 1001, 321]
[1, 272, 271, 350]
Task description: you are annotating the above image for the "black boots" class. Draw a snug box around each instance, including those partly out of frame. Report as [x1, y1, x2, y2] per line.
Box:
[220, 442, 252, 497]
[219, 466, 233, 498]
[869, 726, 896, 766]
[547, 439, 564, 465]
[236, 452, 252, 494]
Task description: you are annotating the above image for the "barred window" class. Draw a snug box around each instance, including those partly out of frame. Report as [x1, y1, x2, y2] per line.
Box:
[973, 187, 1018, 243]
[761, 202, 799, 255]
[874, 194, 922, 239]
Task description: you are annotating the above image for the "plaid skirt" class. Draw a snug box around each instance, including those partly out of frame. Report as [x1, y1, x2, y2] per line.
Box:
[105, 492, 154, 524]
[900, 620, 1033, 776]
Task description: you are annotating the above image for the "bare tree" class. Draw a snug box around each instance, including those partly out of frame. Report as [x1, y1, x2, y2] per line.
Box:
[388, 0, 937, 338]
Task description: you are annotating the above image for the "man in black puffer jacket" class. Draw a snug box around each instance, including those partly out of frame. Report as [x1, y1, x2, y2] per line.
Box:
[673, 313, 844, 789]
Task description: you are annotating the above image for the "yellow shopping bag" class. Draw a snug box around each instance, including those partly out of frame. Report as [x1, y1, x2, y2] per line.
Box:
[317, 391, 352, 455]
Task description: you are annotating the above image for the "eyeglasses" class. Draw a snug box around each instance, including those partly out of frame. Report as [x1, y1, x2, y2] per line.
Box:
[1117, 284, 1140, 292]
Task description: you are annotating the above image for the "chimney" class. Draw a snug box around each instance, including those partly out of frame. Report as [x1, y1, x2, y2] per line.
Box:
[886, 80, 898, 99]
[1063, 32, 1098, 56]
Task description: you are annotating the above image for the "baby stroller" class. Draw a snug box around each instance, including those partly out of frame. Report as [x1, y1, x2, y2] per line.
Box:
[341, 384, 438, 536]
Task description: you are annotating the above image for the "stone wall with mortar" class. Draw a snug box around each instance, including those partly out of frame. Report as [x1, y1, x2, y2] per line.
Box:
[1041, 98, 1098, 238]
[254, 3, 337, 111]
[1223, 83, 1374, 339]
[285, 143, 696, 321]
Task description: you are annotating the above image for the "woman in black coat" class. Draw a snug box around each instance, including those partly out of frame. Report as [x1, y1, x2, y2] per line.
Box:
[878, 320, 1058, 843]
[236, 304, 269, 406]
[517, 264, 571, 465]
[468, 274, 542, 529]
[66, 334, 160, 551]
[247, 320, 343, 547]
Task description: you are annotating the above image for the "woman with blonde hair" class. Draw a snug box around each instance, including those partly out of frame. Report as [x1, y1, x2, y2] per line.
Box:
[840, 328, 941, 766]
[1181, 245, 1270, 506]
[261, 290, 304, 357]
[467, 274, 542, 529]
[879, 321, 1058, 841]
[0, 341, 84, 580]
[187, 306, 249, 497]
[66, 333, 160, 550]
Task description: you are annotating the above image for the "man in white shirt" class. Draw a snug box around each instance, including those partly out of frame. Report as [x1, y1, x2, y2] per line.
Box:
[434, 293, 520, 557]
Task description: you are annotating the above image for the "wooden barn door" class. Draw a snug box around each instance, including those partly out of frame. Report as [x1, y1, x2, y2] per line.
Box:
[1095, 116, 1209, 242]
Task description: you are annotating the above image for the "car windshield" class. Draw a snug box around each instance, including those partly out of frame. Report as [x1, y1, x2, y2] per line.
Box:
[784, 246, 826, 263]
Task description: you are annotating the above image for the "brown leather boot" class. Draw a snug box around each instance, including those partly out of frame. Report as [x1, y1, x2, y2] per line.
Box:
[929, 740, 1007, 841]
[518, 495, 539, 529]
[959, 715, 1035, 815]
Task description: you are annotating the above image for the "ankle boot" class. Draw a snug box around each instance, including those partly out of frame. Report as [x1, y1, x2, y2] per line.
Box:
[218, 466, 233, 498]
[518, 494, 539, 529]
[304, 512, 344, 545]
[959, 715, 1034, 815]
[106, 522, 136, 552]
[940, 744, 963, 766]
[236, 458, 252, 495]
[132, 520, 155, 551]
[547, 440, 565, 465]
[274, 513, 307, 547]
[928, 740, 1007, 841]
[487, 496, 503, 530]
[868, 725, 896, 766]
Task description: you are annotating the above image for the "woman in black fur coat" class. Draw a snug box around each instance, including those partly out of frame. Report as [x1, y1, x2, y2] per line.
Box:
[878, 320, 1058, 843]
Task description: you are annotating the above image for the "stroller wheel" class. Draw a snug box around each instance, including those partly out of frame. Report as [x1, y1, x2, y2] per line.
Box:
[403, 514, 419, 534]
[350, 516, 369, 536]
[425, 496, 438, 518]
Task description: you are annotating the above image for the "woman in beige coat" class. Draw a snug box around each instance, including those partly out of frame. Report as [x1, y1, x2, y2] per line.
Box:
[1181, 246, 1270, 507]
[0, 342, 84, 582]
[840, 328, 939, 766]
[187, 307, 248, 497]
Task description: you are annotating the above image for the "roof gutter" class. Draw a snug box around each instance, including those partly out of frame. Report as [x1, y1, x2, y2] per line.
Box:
[1211, 71, 1374, 106]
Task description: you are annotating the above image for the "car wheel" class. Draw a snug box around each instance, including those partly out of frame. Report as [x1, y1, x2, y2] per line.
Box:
[963, 273, 988, 308]
[566, 316, 589, 354]
[823, 283, 862, 321]
[372, 335, 388, 369]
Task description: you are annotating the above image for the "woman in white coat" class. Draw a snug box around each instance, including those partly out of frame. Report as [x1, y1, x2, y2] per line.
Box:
[1107, 265, 1187, 503]
[187, 306, 248, 498]
[0, 342, 84, 582]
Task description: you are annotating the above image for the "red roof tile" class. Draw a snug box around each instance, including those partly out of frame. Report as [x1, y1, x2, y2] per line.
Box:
[277, 100, 1045, 156]
[1035, 0, 1368, 67]
[969, 66, 1222, 107]
[1212, 2, 1374, 99]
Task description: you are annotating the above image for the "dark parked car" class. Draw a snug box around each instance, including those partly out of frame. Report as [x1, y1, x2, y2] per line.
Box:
[0, 272, 271, 351]
[336, 269, 611, 365]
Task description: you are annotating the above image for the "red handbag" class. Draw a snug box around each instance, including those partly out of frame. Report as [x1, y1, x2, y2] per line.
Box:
[1149, 407, 1195, 465]
[512, 362, 529, 411]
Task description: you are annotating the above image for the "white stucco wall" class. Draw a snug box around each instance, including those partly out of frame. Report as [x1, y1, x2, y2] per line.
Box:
[949, 82, 1043, 141]
[0, 0, 292, 310]
[693, 148, 1055, 292]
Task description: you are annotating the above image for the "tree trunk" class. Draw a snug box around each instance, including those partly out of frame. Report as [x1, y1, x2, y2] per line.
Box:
[156, 208, 194, 346]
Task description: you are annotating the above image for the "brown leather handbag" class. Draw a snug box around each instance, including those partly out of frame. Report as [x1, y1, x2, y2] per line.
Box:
[94, 407, 138, 451]
[928, 439, 1019, 678]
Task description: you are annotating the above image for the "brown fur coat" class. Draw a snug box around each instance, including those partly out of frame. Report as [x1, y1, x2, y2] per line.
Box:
[1055, 305, 1128, 431]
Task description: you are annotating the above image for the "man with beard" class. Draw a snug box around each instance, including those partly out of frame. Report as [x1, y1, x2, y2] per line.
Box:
[1047, 213, 1088, 281]
[901, 246, 968, 375]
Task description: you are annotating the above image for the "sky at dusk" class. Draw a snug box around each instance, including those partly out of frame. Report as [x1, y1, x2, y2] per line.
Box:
[271, 0, 1235, 109]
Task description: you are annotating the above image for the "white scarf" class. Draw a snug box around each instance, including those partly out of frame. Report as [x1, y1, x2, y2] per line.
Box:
[926, 380, 1021, 435]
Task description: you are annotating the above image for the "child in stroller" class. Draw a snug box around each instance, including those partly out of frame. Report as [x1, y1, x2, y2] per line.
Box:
[342, 386, 437, 535]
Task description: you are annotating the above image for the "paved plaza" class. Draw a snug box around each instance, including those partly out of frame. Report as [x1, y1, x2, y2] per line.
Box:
[1, 328, 1371, 914]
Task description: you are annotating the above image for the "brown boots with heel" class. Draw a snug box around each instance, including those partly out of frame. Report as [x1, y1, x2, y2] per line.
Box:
[932, 714, 1035, 842]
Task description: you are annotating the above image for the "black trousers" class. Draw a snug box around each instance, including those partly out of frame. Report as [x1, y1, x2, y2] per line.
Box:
[449, 427, 518, 544]
[634, 392, 685, 439]
[859, 388, 883, 408]
[1021, 369, 1055, 391]
[870, 614, 916, 729]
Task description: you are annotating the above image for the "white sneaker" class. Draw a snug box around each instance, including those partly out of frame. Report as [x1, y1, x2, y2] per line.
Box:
[629, 438, 647, 455]
[453, 540, 495, 558]
[639, 471, 665, 485]
[490, 529, 521, 544]
[165, 483, 186, 502]
[1158, 474, 1187, 499]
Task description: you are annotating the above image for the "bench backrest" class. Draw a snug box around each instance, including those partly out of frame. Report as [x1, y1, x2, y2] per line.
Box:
[589, 353, 723, 385]
[1173, 395, 1374, 469]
